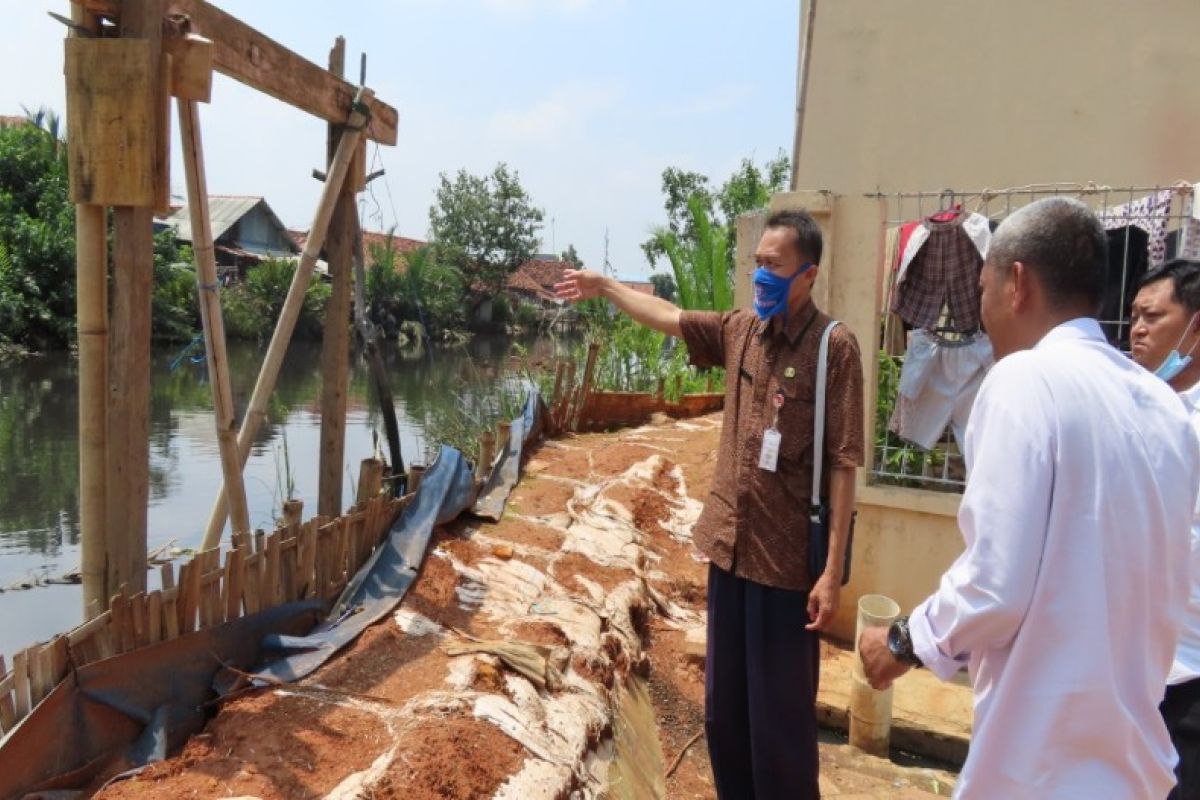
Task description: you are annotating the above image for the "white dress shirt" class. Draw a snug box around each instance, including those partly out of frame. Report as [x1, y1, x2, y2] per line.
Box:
[1169, 378, 1200, 685]
[909, 318, 1200, 799]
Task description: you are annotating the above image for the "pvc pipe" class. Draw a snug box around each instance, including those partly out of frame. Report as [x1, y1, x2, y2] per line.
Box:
[849, 593, 900, 757]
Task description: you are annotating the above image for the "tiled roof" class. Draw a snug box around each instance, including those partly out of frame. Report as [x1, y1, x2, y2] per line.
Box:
[518, 258, 573, 292]
[290, 229, 427, 269]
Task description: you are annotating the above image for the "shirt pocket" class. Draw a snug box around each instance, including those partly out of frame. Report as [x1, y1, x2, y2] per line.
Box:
[775, 378, 816, 468]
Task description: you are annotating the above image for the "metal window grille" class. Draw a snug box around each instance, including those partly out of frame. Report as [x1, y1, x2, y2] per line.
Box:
[870, 183, 1198, 493]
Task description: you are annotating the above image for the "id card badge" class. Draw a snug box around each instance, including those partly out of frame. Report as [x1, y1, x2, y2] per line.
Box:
[758, 428, 781, 472]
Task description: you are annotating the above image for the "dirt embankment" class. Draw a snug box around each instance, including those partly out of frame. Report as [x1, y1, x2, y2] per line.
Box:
[91, 413, 953, 799]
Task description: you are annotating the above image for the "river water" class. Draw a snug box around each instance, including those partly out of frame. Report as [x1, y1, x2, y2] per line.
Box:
[0, 335, 567, 658]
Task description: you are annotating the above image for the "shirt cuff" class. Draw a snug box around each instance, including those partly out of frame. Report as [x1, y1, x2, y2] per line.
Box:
[908, 597, 969, 682]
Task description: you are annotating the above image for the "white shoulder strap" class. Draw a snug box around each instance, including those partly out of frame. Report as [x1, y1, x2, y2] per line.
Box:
[812, 320, 840, 509]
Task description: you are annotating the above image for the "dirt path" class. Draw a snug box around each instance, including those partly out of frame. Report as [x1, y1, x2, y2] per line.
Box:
[91, 413, 955, 799]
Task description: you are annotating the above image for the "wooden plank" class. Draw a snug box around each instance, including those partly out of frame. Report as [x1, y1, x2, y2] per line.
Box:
[47, 637, 70, 688]
[242, 551, 262, 614]
[298, 520, 318, 599]
[119, 0, 170, 210]
[178, 560, 198, 634]
[109, 592, 130, 654]
[0, 655, 16, 733]
[65, 38, 157, 205]
[224, 547, 244, 621]
[162, 0, 398, 144]
[161, 562, 176, 591]
[11, 649, 30, 720]
[280, 537, 299, 603]
[165, 32, 213, 102]
[28, 646, 49, 709]
[130, 591, 148, 649]
[265, 532, 282, 609]
[147, 590, 163, 644]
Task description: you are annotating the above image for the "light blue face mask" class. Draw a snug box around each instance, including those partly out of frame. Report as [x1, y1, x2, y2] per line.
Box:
[752, 263, 814, 321]
[1154, 314, 1200, 382]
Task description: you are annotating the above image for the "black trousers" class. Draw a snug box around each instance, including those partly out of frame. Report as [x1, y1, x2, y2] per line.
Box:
[704, 563, 821, 799]
[1163, 678, 1200, 800]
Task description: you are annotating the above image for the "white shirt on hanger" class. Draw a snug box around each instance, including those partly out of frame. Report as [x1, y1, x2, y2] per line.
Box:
[909, 318, 1200, 799]
[1170, 378, 1200, 686]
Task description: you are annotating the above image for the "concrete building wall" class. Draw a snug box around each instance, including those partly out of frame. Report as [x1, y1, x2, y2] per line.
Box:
[794, 0, 1200, 194]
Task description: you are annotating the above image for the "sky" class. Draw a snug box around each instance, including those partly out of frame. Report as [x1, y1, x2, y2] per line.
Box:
[2, 1, 799, 280]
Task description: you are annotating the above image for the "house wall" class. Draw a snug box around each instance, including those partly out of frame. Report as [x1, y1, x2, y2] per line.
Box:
[228, 205, 296, 257]
[794, 0, 1200, 194]
[721, 1, 1200, 642]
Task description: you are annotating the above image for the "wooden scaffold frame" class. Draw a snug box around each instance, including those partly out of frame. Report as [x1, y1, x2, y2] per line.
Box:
[62, 0, 399, 616]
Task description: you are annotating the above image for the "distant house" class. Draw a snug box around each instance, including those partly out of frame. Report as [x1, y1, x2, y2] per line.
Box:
[157, 195, 300, 280]
[0, 115, 29, 129]
[507, 255, 572, 305]
[288, 229, 427, 271]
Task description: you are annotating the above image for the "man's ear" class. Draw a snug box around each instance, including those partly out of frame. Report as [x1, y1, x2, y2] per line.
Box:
[1010, 261, 1032, 312]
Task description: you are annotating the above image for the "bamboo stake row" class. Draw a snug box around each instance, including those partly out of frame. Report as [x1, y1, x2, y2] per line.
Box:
[0, 492, 403, 739]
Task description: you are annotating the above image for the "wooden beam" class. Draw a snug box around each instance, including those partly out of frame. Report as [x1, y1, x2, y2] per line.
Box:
[70, 0, 398, 143]
[166, 0, 397, 144]
[318, 37, 354, 518]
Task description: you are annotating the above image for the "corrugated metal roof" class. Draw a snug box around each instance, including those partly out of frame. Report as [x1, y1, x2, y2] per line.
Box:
[160, 196, 263, 244]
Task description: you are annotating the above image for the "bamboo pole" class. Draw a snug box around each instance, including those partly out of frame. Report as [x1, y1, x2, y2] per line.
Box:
[356, 457, 384, 506]
[200, 88, 374, 549]
[77, 203, 109, 614]
[178, 98, 253, 545]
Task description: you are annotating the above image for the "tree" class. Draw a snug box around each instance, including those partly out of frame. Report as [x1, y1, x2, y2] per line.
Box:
[428, 163, 544, 304]
[0, 115, 74, 348]
[640, 151, 790, 311]
[649, 273, 677, 302]
[561, 244, 583, 267]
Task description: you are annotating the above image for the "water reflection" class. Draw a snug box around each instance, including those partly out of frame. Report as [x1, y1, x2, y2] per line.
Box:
[0, 334, 575, 656]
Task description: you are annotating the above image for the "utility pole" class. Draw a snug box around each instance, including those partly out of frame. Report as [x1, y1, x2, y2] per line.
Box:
[603, 227, 612, 277]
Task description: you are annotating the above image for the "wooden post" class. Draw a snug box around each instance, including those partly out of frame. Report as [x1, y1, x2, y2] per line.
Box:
[356, 457, 384, 506]
[200, 87, 374, 549]
[571, 342, 601, 431]
[408, 464, 426, 495]
[282, 498, 304, 529]
[179, 97, 254, 547]
[477, 431, 496, 481]
[318, 37, 357, 518]
[105, 0, 166, 602]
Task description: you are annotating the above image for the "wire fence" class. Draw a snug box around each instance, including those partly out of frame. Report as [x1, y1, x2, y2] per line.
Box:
[871, 183, 1198, 492]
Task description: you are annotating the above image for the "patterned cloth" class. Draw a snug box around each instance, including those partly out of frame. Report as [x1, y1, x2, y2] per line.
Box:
[1099, 189, 1173, 268]
[679, 303, 865, 592]
[892, 213, 990, 333]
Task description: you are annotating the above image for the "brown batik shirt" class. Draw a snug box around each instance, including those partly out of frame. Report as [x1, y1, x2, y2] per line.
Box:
[679, 301, 865, 591]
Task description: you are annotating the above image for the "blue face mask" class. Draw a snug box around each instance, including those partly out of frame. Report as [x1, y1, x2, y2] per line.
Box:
[1154, 314, 1200, 382]
[752, 263, 813, 321]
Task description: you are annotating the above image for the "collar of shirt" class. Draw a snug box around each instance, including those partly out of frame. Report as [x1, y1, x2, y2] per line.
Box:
[1181, 376, 1200, 414]
[1033, 317, 1106, 350]
[761, 299, 818, 343]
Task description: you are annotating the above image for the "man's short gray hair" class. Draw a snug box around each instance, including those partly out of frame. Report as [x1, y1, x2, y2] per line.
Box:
[988, 196, 1108, 312]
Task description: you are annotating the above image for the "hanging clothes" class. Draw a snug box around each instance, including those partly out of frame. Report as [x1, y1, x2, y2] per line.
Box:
[1098, 225, 1150, 349]
[889, 329, 994, 450]
[893, 212, 991, 333]
[1099, 189, 1172, 268]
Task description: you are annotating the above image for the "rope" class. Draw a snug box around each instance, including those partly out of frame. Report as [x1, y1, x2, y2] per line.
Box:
[168, 334, 204, 372]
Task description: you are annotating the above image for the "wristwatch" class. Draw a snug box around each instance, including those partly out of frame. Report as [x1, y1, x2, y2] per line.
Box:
[887, 615, 923, 668]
